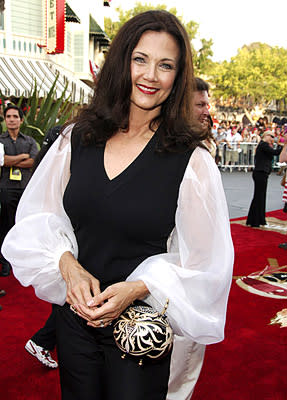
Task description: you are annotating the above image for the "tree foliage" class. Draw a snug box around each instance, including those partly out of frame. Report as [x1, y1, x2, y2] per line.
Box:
[103, 3, 287, 112]
[104, 2, 214, 75]
[210, 43, 287, 111]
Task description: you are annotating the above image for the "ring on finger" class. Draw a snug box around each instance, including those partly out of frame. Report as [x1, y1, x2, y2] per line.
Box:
[100, 319, 105, 328]
[70, 305, 77, 314]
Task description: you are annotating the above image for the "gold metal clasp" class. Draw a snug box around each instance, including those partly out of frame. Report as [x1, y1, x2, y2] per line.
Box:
[161, 299, 169, 315]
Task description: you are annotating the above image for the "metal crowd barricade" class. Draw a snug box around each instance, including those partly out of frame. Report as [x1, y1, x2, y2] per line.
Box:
[217, 142, 280, 172]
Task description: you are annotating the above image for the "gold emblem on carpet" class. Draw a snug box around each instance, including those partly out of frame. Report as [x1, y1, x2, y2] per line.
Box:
[270, 308, 287, 328]
[231, 217, 287, 234]
[235, 262, 287, 299]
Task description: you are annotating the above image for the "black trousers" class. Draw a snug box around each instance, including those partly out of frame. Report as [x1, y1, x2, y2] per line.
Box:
[56, 303, 171, 400]
[246, 171, 268, 227]
[0, 188, 24, 264]
[31, 304, 57, 351]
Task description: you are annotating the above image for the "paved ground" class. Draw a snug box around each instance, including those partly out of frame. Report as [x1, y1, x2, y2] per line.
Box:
[221, 170, 283, 219]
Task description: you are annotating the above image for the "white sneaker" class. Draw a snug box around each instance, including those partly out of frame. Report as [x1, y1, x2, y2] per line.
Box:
[25, 339, 58, 368]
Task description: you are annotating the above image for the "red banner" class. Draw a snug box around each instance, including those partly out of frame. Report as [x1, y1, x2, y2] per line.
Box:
[46, 0, 65, 54]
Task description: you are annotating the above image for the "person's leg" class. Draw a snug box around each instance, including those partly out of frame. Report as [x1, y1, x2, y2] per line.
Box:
[246, 171, 259, 226]
[247, 171, 267, 226]
[105, 346, 171, 400]
[0, 189, 23, 275]
[31, 304, 57, 350]
[225, 150, 231, 166]
[25, 304, 58, 368]
[56, 303, 106, 400]
[260, 173, 268, 225]
[0, 189, 11, 275]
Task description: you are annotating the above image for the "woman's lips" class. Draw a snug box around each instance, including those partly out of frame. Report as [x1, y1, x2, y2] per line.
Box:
[136, 84, 159, 94]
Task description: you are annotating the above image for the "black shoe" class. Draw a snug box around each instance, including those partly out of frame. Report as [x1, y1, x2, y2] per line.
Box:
[278, 243, 287, 249]
[0, 263, 10, 277]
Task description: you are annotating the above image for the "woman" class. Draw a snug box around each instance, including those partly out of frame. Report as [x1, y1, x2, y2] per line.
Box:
[247, 130, 283, 227]
[2, 10, 233, 400]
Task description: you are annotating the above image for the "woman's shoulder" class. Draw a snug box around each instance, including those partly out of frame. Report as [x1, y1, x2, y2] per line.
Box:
[187, 145, 218, 176]
[191, 145, 213, 160]
[67, 123, 82, 149]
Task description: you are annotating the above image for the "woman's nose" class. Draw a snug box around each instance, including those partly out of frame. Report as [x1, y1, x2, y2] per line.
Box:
[144, 64, 157, 81]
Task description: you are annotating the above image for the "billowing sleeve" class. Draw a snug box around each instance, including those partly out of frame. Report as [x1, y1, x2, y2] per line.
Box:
[127, 147, 234, 344]
[0, 143, 4, 166]
[2, 125, 78, 305]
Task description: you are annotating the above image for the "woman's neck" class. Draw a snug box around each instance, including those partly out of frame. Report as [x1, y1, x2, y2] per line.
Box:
[127, 104, 160, 139]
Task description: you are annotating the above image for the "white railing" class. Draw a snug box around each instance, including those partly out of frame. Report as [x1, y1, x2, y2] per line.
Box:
[217, 142, 280, 172]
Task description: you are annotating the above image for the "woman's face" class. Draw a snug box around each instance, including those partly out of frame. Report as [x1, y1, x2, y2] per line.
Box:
[130, 30, 179, 113]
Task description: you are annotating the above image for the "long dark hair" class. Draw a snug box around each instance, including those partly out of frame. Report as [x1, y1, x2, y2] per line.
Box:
[72, 10, 208, 151]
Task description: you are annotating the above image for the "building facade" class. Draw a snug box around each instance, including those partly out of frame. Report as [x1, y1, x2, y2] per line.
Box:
[0, 0, 110, 103]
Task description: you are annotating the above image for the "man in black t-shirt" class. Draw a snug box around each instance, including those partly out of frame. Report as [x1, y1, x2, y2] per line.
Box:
[0, 105, 38, 276]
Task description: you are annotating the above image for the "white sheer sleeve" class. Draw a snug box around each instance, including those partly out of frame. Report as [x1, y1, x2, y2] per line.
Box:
[0, 143, 4, 166]
[2, 125, 77, 305]
[127, 147, 234, 345]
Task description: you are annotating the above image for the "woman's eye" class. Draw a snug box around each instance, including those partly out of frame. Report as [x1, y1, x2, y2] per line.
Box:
[133, 56, 145, 63]
[160, 63, 174, 70]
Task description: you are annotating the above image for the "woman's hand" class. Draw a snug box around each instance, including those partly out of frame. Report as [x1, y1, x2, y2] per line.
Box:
[59, 251, 101, 306]
[72, 280, 149, 328]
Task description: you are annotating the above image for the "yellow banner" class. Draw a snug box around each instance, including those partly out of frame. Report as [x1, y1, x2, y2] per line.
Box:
[47, 0, 57, 53]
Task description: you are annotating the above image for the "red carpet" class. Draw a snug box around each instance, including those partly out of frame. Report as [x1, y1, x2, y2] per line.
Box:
[1, 210, 287, 399]
[0, 279, 61, 399]
[192, 209, 287, 400]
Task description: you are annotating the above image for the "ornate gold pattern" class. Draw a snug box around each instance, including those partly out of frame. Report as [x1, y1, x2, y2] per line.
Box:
[270, 309, 287, 328]
[113, 302, 173, 365]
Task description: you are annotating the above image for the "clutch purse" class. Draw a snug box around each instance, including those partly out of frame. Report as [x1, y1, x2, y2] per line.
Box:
[113, 299, 173, 366]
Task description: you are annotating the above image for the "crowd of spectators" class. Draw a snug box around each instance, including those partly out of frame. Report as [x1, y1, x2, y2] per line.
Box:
[211, 117, 287, 171]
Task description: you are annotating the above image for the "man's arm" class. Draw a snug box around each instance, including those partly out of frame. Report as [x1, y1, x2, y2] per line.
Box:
[14, 158, 35, 168]
[4, 154, 30, 167]
[4, 137, 39, 169]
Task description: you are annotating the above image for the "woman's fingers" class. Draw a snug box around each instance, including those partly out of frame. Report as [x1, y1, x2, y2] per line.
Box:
[66, 280, 91, 305]
[66, 273, 101, 305]
[80, 277, 101, 306]
[78, 302, 117, 320]
[70, 281, 149, 326]
[73, 286, 130, 321]
[70, 303, 114, 327]
[87, 318, 113, 328]
[59, 251, 101, 305]
[89, 279, 102, 303]
[87, 286, 113, 307]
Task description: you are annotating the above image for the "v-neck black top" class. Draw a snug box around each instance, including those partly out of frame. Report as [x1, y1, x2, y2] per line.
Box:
[63, 128, 193, 291]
